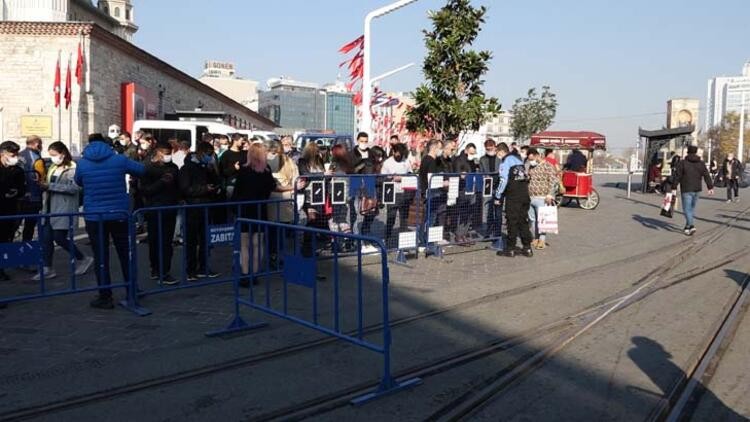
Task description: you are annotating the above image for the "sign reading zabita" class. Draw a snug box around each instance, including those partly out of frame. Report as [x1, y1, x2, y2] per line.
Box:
[20, 115, 53, 138]
[208, 225, 235, 245]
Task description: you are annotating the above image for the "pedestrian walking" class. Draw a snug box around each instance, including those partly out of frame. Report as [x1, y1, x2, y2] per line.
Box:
[0, 141, 26, 282]
[495, 142, 533, 257]
[526, 148, 558, 250]
[178, 141, 221, 281]
[75, 133, 145, 309]
[718, 153, 744, 203]
[671, 145, 714, 236]
[18, 136, 46, 243]
[139, 141, 180, 285]
[34, 142, 94, 281]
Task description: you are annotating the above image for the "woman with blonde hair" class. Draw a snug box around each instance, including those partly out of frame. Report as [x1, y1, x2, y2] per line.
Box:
[232, 143, 283, 285]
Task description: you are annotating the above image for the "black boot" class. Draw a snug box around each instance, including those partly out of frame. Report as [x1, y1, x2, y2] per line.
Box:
[90, 295, 114, 310]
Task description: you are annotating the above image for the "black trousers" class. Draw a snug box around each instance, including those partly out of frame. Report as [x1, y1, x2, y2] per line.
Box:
[185, 208, 208, 274]
[85, 219, 130, 299]
[727, 179, 739, 200]
[146, 210, 177, 275]
[505, 197, 532, 250]
[19, 200, 42, 241]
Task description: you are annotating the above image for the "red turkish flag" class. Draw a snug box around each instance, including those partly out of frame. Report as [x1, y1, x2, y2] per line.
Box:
[64, 56, 72, 109]
[75, 41, 84, 85]
[53, 54, 61, 108]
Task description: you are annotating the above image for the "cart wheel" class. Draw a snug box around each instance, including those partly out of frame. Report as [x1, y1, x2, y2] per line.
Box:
[554, 194, 564, 207]
[580, 189, 600, 210]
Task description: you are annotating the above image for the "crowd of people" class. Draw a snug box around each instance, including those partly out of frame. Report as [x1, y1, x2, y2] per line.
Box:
[0, 128, 621, 310]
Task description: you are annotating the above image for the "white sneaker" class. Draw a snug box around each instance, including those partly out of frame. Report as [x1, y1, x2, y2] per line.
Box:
[360, 245, 380, 255]
[75, 256, 95, 276]
[32, 267, 57, 281]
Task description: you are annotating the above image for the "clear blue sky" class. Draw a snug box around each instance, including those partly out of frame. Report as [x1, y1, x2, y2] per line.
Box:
[134, 0, 749, 151]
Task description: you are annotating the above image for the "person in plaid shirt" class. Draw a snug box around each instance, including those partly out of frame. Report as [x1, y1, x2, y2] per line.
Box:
[527, 148, 559, 249]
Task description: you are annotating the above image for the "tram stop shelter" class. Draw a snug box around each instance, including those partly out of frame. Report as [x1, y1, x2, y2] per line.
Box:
[638, 126, 695, 193]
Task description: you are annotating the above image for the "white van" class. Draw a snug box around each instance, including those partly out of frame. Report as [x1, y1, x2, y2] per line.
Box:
[132, 120, 240, 150]
[236, 130, 280, 142]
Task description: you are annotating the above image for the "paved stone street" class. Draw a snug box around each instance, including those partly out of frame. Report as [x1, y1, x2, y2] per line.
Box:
[0, 176, 748, 421]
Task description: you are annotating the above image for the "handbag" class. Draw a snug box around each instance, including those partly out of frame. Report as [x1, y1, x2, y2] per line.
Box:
[537, 205, 559, 234]
[660, 191, 676, 218]
[359, 196, 379, 216]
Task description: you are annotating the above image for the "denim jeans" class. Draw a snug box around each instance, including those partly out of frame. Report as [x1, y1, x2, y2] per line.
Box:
[85, 219, 130, 299]
[681, 191, 699, 228]
[43, 223, 84, 267]
[528, 197, 548, 242]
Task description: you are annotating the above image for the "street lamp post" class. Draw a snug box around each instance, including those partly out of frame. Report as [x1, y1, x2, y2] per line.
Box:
[361, 0, 420, 134]
[739, 91, 746, 161]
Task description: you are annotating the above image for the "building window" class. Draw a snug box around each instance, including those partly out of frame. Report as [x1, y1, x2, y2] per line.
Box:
[126, 8, 131, 20]
[114, 7, 120, 18]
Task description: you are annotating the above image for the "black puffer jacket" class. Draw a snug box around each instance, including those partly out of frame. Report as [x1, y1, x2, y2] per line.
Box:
[140, 161, 180, 207]
[0, 164, 26, 215]
[178, 153, 222, 204]
[673, 154, 713, 193]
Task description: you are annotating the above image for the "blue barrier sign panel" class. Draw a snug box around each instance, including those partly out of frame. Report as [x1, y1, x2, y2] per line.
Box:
[0, 241, 41, 269]
[208, 225, 235, 245]
[283, 254, 316, 288]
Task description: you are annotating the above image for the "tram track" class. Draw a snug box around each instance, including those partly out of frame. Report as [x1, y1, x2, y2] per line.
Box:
[1, 206, 747, 421]
[420, 205, 750, 421]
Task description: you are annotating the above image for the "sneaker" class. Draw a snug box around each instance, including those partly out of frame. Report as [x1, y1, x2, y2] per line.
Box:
[197, 271, 219, 279]
[186, 273, 199, 282]
[161, 274, 179, 286]
[521, 248, 534, 258]
[735, 198, 741, 203]
[149, 272, 159, 281]
[360, 245, 380, 255]
[90, 296, 114, 309]
[498, 249, 516, 258]
[32, 267, 57, 281]
[238, 275, 258, 288]
[74, 256, 94, 276]
[688, 226, 697, 236]
[683, 227, 691, 236]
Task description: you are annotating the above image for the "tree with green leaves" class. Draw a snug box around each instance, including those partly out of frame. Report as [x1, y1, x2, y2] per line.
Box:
[706, 112, 750, 162]
[406, 0, 500, 140]
[510, 86, 558, 143]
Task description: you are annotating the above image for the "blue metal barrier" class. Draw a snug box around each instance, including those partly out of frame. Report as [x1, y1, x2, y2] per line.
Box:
[294, 173, 422, 261]
[207, 218, 421, 404]
[0, 210, 146, 314]
[130, 199, 296, 300]
[424, 172, 504, 255]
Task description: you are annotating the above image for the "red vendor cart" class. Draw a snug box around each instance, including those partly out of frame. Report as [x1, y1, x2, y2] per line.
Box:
[530, 131, 606, 210]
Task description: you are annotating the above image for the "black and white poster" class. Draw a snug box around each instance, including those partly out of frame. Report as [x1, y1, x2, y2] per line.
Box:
[382, 182, 396, 205]
[310, 181, 325, 205]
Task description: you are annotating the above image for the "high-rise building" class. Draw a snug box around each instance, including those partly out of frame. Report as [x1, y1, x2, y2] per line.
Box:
[706, 62, 750, 129]
[198, 61, 259, 112]
[483, 111, 514, 145]
[259, 77, 326, 132]
[0, 0, 138, 41]
[323, 81, 355, 135]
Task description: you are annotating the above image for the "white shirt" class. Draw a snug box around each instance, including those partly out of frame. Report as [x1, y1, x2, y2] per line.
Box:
[381, 157, 412, 175]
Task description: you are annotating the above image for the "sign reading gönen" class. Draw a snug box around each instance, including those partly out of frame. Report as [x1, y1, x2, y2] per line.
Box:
[20, 115, 53, 138]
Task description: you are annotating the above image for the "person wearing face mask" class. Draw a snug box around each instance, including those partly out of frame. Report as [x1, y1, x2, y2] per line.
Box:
[281, 136, 300, 164]
[114, 131, 138, 160]
[451, 143, 479, 245]
[0, 141, 26, 282]
[179, 141, 222, 281]
[526, 148, 558, 250]
[216, 135, 230, 159]
[75, 133, 145, 309]
[34, 142, 94, 281]
[139, 141, 180, 285]
[479, 139, 503, 243]
[494, 142, 533, 258]
[353, 132, 370, 164]
[418, 139, 449, 236]
[18, 135, 47, 245]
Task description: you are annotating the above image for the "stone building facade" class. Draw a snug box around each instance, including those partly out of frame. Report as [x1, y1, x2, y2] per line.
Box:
[0, 22, 276, 155]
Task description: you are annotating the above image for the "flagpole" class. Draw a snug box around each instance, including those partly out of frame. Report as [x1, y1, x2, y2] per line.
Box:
[68, 52, 73, 148]
[57, 50, 62, 143]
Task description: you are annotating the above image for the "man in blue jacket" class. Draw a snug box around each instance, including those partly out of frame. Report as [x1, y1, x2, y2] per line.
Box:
[75, 133, 145, 309]
[494, 142, 533, 258]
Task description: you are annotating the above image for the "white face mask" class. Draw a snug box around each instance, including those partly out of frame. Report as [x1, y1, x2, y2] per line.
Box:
[119, 138, 129, 146]
[219, 144, 229, 152]
[267, 153, 278, 160]
[283, 146, 292, 153]
[468, 154, 477, 161]
[161, 155, 172, 164]
[5, 156, 19, 166]
[529, 160, 539, 167]
[358, 143, 369, 151]
[51, 155, 64, 165]
[140, 143, 150, 151]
